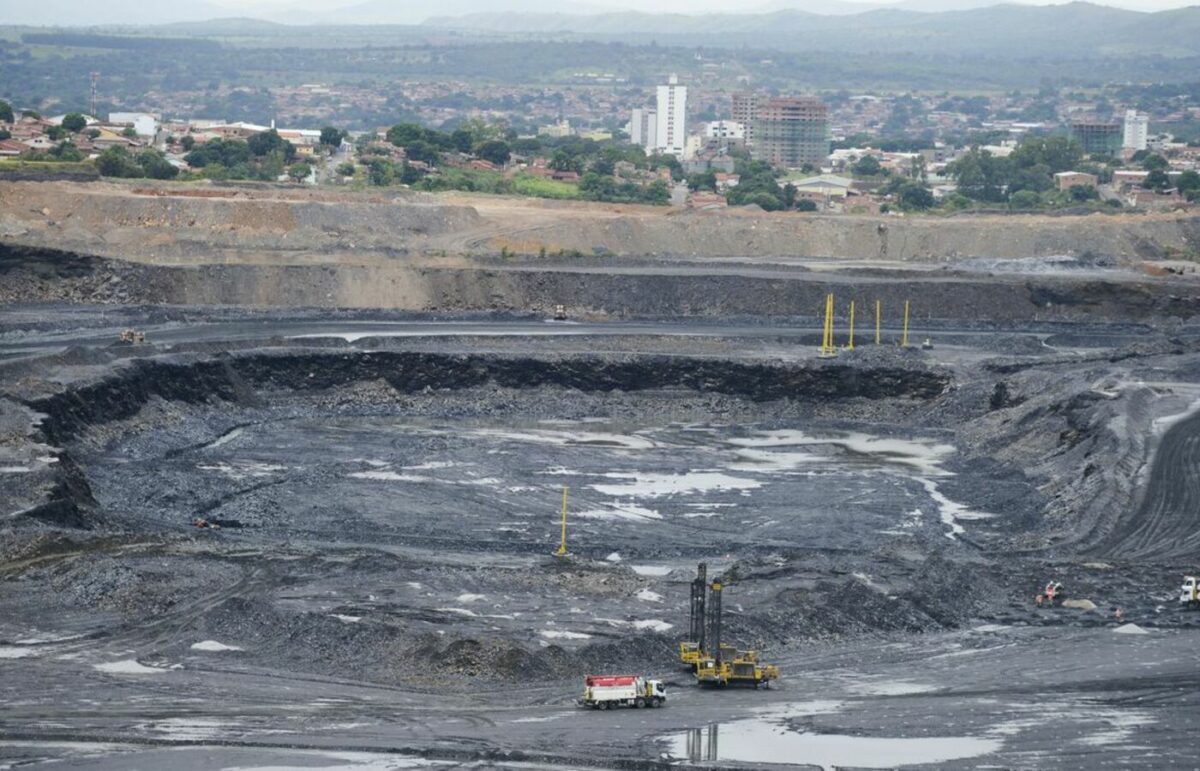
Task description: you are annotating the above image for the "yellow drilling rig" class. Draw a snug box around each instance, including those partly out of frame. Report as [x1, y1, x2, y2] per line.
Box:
[678, 562, 779, 688]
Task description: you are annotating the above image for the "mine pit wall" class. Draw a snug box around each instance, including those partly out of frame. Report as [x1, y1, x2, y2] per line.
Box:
[4, 180, 1200, 262]
[5, 244, 1200, 322]
[19, 350, 949, 526]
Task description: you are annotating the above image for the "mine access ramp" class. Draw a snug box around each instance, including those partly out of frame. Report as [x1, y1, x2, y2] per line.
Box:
[579, 674, 666, 709]
[679, 562, 779, 687]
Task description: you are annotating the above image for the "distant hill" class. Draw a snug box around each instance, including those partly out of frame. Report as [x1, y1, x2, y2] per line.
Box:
[0, 0, 231, 26]
[423, 2, 1200, 56]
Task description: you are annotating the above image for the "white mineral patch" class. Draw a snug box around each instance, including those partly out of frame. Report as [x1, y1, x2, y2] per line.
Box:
[348, 471, 432, 483]
[575, 503, 662, 522]
[631, 619, 673, 632]
[0, 646, 37, 659]
[636, 588, 664, 602]
[456, 593, 485, 603]
[437, 608, 479, 617]
[591, 471, 761, 498]
[728, 430, 956, 476]
[93, 659, 165, 675]
[0, 466, 32, 473]
[539, 630, 592, 640]
[331, 615, 362, 624]
[190, 640, 242, 652]
[605, 551, 623, 562]
[631, 565, 672, 576]
[199, 462, 286, 479]
[849, 680, 937, 696]
[1113, 623, 1149, 635]
[470, 428, 657, 450]
[207, 427, 244, 448]
[402, 461, 462, 470]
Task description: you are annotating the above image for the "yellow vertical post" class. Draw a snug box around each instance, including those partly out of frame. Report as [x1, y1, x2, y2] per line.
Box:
[819, 293, 837, 357]
[901, 300, 911, 348]
[846, 301, 855, 350]
[875, 300, 881, 345]
[555, 486, 569, 557]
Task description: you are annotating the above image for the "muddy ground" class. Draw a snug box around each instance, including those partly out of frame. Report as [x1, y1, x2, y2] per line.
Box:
[2, 290, 1200, 769]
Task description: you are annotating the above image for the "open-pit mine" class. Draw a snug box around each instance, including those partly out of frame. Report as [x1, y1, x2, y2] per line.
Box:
[2, 181, 1200, 770]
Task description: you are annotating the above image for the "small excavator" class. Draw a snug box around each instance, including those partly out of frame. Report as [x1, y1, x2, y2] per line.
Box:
[679, 562, 779, 688]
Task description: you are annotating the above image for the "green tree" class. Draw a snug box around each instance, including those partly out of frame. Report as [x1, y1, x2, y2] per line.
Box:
[1010, 136, 1081, 175]
[1142, 154, 1169, 172]
[686, 171, 717, 192]
[1177, 170, 1200, 195]
[947, 148, 1009, 203]
[781, 183, 797, 209]
[121, 127, 137, 139]
[1145, 168, 1171, 191]
[319, 126, 344, 147]
[474, 139, 511, 166]
[61, 113, 87, 133]
[0, 129, 9, 141]
[247, 129, 295, 162]
[368, 158, 393, 186]
[386, 123, 427, 147]
[137, 149, 178, 180]
[95, 146, 142, 177]
[796, 199, 818, 212]
[897, 182, 935, 210]
[1068, 184, 1098, 202]
[403, 140, 439, 166]
[288, 162, 313, 181]
[180, 135, 195, 151]
[549, 149, 583, 173]
[1009, 189, 1041, 209]
[0, 100, 13, 123]
[852, 154, 883, 176]
[47, 141, 84, 162]
[336, 161, 356, 177]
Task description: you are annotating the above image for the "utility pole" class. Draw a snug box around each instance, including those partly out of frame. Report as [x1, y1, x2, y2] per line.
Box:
[819, 293, 837, 358]
[554, 486, 569, 557]
[846, 300, 855, 350]
[90, 72, 100, 118]
[875, 300, 882, 345]
[901, 300, 911, 348]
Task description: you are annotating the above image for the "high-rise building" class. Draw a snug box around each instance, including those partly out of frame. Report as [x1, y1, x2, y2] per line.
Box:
[629, 108, 658, 151]
[1070, 120, 1122, 156]
[732, 92, 766, 145]
[655, 74, 687, 156]
[751, 97, 830, 169]
[1123, 110, 1149, 151]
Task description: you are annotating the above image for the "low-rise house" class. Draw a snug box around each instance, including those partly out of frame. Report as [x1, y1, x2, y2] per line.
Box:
[1112, 170, 1149, 189]
[0, 138, 32, 157]
[1055, 171, 1098, 191]
[688, 191, 728, 209]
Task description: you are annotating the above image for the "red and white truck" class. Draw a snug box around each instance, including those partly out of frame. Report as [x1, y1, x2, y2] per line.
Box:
[579, 674, 666, 710]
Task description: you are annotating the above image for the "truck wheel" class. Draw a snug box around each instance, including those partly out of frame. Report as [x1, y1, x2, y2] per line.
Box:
[599, 701, 609, 710]
[652, 698, 663, 707]
[635, 698, 646, 709]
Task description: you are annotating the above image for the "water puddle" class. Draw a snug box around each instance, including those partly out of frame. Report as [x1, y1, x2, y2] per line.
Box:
[669, 721, 1001, 769]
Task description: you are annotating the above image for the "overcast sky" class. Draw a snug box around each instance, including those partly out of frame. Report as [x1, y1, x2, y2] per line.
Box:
[212, 0, 1199, 10]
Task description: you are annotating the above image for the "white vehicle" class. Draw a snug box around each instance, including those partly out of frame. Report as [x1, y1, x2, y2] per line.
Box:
[580, 674, 666, 710]
[1182, 576, 1199, 607]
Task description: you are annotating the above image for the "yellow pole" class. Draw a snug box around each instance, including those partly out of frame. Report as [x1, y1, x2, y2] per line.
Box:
[875, 300, 881, 345]
[555, 486, 569, 557]
[846, 300, 855, 350]
[819, 293, 837, 357]
[901, 300, 911, 348]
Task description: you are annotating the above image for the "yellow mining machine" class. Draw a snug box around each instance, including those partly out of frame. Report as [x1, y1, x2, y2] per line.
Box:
[679, 562, 779, 688]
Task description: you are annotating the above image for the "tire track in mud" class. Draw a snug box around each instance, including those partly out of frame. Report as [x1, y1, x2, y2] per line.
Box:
[1096, 410, 1200, 561]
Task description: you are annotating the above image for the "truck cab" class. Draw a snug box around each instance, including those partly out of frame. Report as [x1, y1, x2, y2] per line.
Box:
[1182, 576, 1199, 606]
